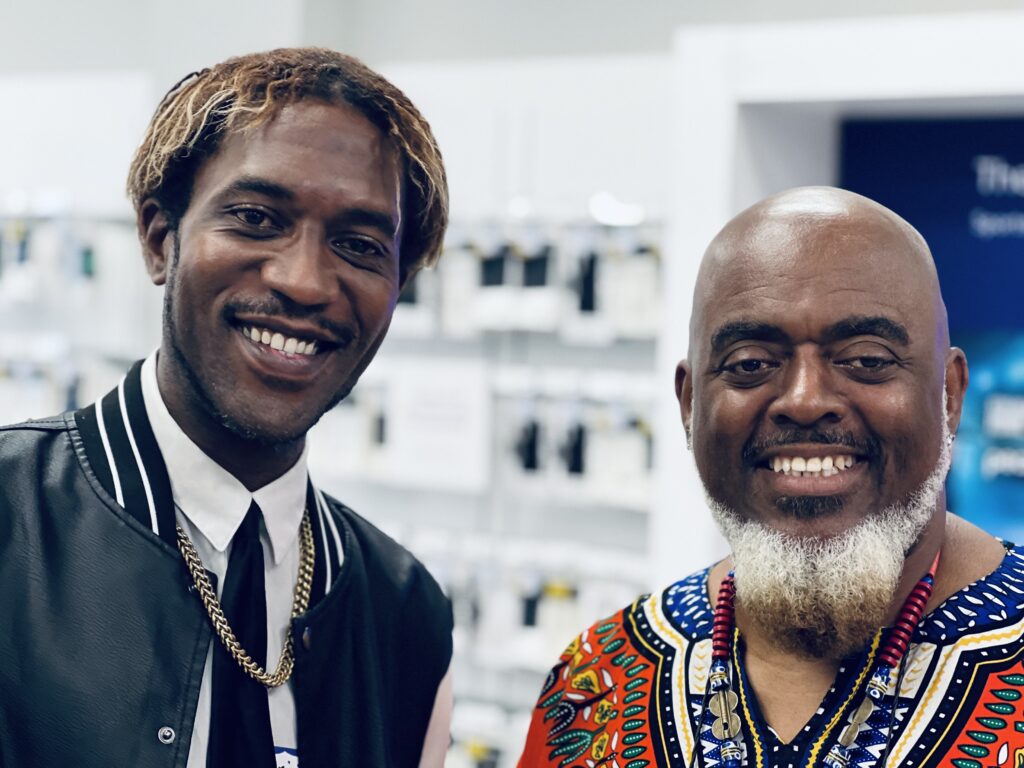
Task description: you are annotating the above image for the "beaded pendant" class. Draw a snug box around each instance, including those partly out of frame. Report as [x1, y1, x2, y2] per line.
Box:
[709, 573, 744, 768]
[823, 554, 938, 767]
[702, 551, 940, 768]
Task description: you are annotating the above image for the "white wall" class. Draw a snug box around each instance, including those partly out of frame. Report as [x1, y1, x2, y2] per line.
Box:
[1, 0, 304, 87]
[656, 11, 1024, 589]
[309, 0, 1024, 63]
[7, 0, 1024, 79]
[0, 72, 152, 217]
[0, 0, 307, 216]
[380, 55, 671, 223]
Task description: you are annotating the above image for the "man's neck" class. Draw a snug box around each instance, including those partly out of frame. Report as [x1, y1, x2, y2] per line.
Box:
[155, 349, 304, 492]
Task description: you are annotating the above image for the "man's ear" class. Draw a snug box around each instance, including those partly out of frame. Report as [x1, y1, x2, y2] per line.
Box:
[675, 359, 694, 448]
[138, 198, 174, 286]
[944, 347, 969, 437]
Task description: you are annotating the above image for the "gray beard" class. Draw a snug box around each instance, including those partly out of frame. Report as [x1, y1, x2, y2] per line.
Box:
[708, 420, 952, 660]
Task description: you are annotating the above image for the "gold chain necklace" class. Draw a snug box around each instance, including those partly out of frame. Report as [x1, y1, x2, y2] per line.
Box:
[176, 509, 315, 688]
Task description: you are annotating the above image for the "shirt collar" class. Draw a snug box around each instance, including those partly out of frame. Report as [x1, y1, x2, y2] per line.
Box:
[140, 352, 309, 564]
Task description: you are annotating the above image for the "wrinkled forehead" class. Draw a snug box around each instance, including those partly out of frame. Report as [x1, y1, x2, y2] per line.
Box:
[690, 209, 941, 355]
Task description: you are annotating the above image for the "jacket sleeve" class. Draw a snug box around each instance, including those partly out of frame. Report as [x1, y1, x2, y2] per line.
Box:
[517, 608, 640, 768]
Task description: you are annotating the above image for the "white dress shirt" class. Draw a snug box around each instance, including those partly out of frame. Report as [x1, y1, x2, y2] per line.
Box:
[141, 354, 312, 768]
[140, 353, 452, 767]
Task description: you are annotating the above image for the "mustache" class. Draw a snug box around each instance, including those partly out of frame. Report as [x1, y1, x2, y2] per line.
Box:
[742, 429, 882, 465]
[224, 296, 354, 344]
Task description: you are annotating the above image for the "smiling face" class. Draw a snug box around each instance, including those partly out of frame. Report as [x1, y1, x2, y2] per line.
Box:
[142, 100, 403, 461]
[678, 188, 965, 540]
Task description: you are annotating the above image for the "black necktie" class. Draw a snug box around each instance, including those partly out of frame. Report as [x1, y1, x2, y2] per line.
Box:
[207, 501, 276, 768]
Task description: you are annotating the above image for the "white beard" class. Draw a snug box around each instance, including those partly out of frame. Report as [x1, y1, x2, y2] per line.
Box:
[708, 417, 952, 659]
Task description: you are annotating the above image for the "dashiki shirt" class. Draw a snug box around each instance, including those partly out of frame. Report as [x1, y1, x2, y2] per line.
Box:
[518, 544, 1024, 768]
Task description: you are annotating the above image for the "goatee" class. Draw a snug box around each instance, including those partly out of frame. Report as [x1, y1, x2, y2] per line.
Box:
[709, 425, 952, 660]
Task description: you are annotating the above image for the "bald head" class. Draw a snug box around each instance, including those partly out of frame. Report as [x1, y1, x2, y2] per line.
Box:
[677, 183, 967, 544]
[676, 187, 972, 659]
[690, 186, 948, 362]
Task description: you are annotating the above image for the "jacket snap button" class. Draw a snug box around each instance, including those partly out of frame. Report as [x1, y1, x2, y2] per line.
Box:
[302, 626, 312, 650]
[158, 726, 176, 744]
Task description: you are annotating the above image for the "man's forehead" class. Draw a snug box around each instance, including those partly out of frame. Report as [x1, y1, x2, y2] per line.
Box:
[706, 207, 916, 274]
[698, 234, 922, 320]
[195, 101, 402, 204]
[690, 188, 942, 352]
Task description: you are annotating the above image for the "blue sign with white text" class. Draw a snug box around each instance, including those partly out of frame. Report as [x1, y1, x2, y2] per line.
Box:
[841, 117, 1024, 541]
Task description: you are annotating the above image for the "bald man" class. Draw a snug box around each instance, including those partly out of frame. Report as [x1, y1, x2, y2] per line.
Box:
[518, 187, 1023, 768]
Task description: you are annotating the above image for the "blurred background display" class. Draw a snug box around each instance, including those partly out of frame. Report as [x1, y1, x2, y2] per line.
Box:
[841, 117, 1024, 543]
[4, 2, 1024, 765]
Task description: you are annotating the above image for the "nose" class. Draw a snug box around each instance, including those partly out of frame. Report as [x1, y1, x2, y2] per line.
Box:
[260, 227, 336, 307]
[766, 347, 846, 428]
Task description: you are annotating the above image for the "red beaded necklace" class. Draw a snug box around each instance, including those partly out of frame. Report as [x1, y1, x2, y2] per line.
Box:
[701, 550, 941, 768]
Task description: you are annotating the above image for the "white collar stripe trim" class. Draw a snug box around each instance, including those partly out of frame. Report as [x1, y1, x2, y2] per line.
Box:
[315, 490, 333, 592]
[118, 378, 159, 536]
[94, 391, 125, 508]
[318, 487, 345, 570]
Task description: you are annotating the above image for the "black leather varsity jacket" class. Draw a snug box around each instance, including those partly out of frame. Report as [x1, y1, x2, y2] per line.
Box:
[0, 362, 453, 767]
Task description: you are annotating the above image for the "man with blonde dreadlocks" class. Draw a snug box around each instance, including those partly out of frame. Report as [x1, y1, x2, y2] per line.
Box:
[0, 48, 453, 767]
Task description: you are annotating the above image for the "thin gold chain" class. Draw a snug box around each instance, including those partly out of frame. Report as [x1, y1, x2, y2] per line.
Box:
[176, 510, 315, 688]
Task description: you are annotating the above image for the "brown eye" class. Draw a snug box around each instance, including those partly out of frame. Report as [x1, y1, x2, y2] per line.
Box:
[716, 353, 780, 386]
[736, 360, 768, 373]
[833, 341, 900, 382]
[722, 359, 778, 377]
[333, 236, 385, 259]
[840, 356, 896, 371]
[835, 342, 901, 382]
[230, 207, 276, 229]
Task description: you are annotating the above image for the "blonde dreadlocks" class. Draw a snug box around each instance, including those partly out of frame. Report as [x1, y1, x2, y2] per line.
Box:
[127, 47, 448, 279]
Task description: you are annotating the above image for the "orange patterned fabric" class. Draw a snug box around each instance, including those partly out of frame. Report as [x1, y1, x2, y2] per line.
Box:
[518, 548, 1024, 768]
[518, 608, 660, 768]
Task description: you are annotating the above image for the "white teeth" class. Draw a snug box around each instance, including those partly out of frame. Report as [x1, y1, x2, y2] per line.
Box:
[242, 326, 320, 356]
[770, 454, 858, 475]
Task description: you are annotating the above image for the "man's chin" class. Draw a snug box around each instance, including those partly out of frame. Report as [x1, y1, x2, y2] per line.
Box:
[213, 407, 322, 448]
[751, 593, 890, 661]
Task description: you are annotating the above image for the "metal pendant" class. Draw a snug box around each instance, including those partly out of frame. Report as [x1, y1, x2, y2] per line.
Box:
[708, 689, 739, 717]
[712, 713, 743, 740]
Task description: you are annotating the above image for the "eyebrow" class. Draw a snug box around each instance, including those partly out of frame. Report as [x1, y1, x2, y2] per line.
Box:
[222, 176, 295, 202]
[709, 314, 910, 355]
[820, 315, 910, 346]
[710, 321, 789, 355]
[337, 208, 401, 239]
